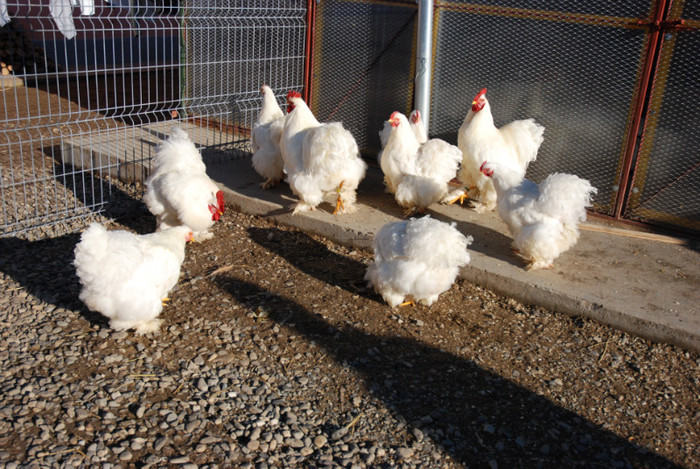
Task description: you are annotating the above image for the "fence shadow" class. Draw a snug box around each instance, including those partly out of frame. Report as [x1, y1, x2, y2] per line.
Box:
[0, 233, 109, 329]
[212, 271, 679, 468]
[45, 145, 155, 235]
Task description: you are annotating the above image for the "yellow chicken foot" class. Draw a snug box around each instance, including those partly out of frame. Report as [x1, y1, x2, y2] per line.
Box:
[333, 181, 345, 215]
[161, 297, 170, 307]
[449, 193, 469, 205]
[399, 300, 416, 307]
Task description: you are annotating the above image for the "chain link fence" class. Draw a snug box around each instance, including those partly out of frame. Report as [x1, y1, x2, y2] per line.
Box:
[626, 2, 700, 231]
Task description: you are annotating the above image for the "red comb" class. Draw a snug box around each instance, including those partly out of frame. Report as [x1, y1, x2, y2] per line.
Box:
[390, 111, 400, 120]
[479, 161, 488, 172]
[216, 190, 225, 213]
[286, 90, 302, 100]
[410, 110, 421, 123]
[474, 88, 488, 100]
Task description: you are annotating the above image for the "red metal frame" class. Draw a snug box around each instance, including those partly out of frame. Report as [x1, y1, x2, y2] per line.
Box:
[302, 0, 317, 104]
[614, 0, 669, 219]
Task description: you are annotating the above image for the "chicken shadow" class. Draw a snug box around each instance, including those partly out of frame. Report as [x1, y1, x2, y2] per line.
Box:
[212, 273, 679, 468]
[0, 233, 109, 329]
[247, 227, 375, 302]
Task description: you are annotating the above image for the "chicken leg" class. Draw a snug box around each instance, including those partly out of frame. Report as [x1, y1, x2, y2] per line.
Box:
[333, 180, 345, 215]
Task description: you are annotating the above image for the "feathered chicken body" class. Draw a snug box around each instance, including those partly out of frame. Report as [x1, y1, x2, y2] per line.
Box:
[379, 109, 428, 150]
[480, 160, 597, 270]
[457, 88, 544, 212]
[365, 216, 472, 307]
[279, 91, 367, 214]
[73, 223, 191, 334]
[380, 112, 463, 215]
[144, 127, 224, 241]
[251, 85, 286, 189]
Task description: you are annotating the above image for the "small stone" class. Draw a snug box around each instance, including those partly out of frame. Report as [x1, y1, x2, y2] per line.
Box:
[397, 447, 413, 459]
[154, 437, 169, 451]
[299, 446, 313, 456]
[196, 378, 208, 392]
[412, 428, 424, 442]
[331, 427, 348, 441]
[313, 435, 327, 448]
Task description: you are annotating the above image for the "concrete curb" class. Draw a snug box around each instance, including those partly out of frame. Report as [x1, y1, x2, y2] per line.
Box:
[210, 158, 700, 353]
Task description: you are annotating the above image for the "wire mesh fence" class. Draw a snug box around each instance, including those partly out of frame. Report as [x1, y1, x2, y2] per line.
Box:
[0, 0, 306, 238]
[309, 0, 418, 155]
[626, 3, 700, 231]
[1, 0, 698, 237]
[430, 1, 654, 218]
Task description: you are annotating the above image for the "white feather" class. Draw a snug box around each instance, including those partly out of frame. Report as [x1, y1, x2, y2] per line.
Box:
[252, 85, 286, 188]
[73, 224, 190, 334]
[279, 95, 367, 214]
[144, 127, 223, 240]
[380, 112, 461, 214]
[483, 160, 597, 269]
[458, 90, 544, 213]
[365, 216, 472, 307]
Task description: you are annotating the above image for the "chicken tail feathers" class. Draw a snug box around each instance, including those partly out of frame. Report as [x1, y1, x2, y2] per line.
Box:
[537, 173, 597, 224]
[500, 118, 544, 167]
[395, 175, 444, 210]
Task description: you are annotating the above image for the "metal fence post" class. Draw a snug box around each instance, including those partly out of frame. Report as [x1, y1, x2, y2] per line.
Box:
[414, 0, 434, 133]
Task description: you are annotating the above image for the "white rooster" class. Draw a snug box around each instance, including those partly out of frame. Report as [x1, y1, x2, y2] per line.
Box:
[279, 90, 367, 214]
[73, 223, 192, 334]
[379, 109, 428, 150]
[143, 127, 224, 241]
[480, 160, 597, 270]
[457, 88, 544, 212]
[251, 84, 286, 189]
[380, 111, 463, 215]
[365, 215, 472, 307]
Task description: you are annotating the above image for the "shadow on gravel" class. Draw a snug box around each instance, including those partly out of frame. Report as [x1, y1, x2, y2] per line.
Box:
[45, 148, 155, 234]
[0, 234, 109, 329]
[231, 229, 679, 468]
[248, 227, 373, 300]
[214, 277, 679, 468]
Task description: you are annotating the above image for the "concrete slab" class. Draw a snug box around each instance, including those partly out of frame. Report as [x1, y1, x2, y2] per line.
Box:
[207, 156, 700, 352]
[60, 121, 232, 183]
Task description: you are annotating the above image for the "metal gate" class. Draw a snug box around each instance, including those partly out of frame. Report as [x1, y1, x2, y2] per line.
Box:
[0, 0, 306, 238]
[309, 0, 699, 234]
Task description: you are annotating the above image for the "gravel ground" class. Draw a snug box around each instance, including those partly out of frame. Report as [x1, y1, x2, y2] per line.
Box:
[0, 185, 698, 469]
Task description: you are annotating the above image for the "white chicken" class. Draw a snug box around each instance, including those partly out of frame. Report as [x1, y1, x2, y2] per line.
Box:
[143, 127, 224, 241]
[279, 90, 367, 214]
[251, 84, 286, 189]
[365, 215, 472, 307]
[457, 88, 544, 212]
[73, 223, 192, 334]
[380, 111, 463, 215]
[480, 160, 597, 270]
[379, 109, 428, 150]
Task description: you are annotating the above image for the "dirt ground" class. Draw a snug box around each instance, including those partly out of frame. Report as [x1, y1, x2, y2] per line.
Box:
[165, 207, 699, 467]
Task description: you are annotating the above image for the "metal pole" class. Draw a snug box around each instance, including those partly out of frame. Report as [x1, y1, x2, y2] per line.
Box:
[414, 0, 434, 133]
